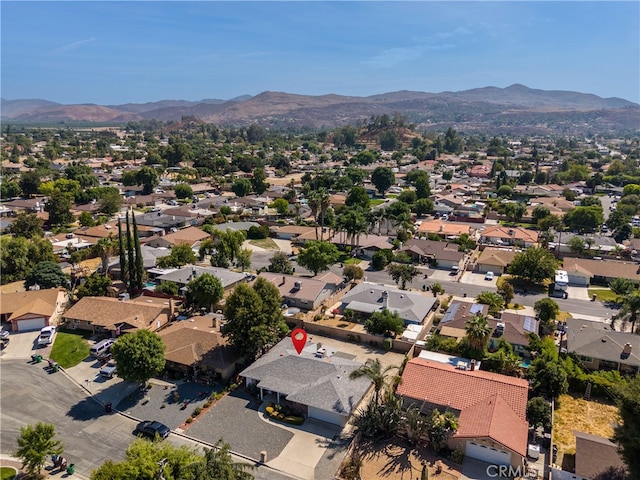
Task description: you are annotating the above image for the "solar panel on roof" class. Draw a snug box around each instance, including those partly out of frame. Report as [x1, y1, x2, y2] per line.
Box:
[470, 304, 484, 314]
[523, 317, 536, 333]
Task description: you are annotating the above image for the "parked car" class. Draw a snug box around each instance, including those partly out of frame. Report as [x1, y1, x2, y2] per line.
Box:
[135, 421, 170, 439]
[100, 360, 117, 378]
[485, 271, 494, 281]
[37, 326, 56, 347]
[0, 330, 9, 340]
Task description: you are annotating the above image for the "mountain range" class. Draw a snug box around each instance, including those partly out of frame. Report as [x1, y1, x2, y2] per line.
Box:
[2, 85, 638, 135]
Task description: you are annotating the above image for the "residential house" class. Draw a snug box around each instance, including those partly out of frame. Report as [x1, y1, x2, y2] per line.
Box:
[417, 220, 478, 240]
[207, 221, 261, 234]
[134, 211, 191, 231]
[155, 265, 246, 294]
[397, 358, 529, 468]
[491, 312, 539, 358]
[239, 338, 372, 426]
[551, 233, 620, 256]
[438, 301, 490, 340]
[63, 296, 174, 335]
[574, 431, 626, 480]
[340, 282, 437, 326]
[349, 234, 393, 259]
[563, 258, 640, 286]
[157, 314, 243, 381]
[476, 248, 518, 275]
[271, 225, 317, 241]
[400, 239, 466, 270]
[564, 317, 640, 373]
[0, 288, 67, 332]
[2, 197, 47, 215]
[258, 272, 338, 311]
[144, 226, 209, 249]
[479, 225, 538, 248]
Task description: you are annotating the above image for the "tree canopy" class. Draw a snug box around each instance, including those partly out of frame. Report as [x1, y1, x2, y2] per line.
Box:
[111, 330, 166, 384]
[386, 262, 418, 290]
[613, 374, 640, 479]
[186, 273, 224, 313]
[157, 243, 197, 268]
[507, 246, 558, 284]
[371, 167, 395, 195]
[24, 261, 68, 290]
[267, 251, 294, 274]
[364, 309, 405, 337]
[15, 422, 63, 476]
[221, 278, 288, 358]
[296, 240, 340, 276]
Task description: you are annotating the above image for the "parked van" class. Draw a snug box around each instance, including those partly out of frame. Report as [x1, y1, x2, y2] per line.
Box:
[90, 338, 115, 358]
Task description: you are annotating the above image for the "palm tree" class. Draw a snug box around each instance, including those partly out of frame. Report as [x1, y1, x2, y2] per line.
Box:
[465, 314, 492, 353]
[366, 209, 383, 235]
[613, 292, 640, 333]
[349, 359, 398, 404]
[95, 236, 115, 277]
[307, 192, 320, 240]
[317, 188, 331, 241]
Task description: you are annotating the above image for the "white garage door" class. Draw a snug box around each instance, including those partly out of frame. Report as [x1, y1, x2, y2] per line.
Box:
[568, 274, 589, 286]
[466, 441, 511, 466]
[307, 406, 345, 426]
[17, 318, 46, 332]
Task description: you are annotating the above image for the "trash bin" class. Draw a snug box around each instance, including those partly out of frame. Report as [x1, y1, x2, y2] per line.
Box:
[66, 463, 75, 475]
[53, 363, 60, 372]
[35, 355, 43, 363]
[105, 402, 112, 413]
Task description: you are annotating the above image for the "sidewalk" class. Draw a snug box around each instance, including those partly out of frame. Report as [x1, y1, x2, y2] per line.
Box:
[0, 454, 90, 480]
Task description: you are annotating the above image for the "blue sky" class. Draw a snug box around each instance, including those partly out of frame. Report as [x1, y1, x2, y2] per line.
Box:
[2, 1, 639, 105]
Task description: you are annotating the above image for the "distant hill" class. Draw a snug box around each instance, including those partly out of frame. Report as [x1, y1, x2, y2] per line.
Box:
[2, 85, 638, 134]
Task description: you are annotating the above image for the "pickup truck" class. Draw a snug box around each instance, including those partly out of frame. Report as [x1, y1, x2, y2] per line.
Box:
[100, 360, 117, 378]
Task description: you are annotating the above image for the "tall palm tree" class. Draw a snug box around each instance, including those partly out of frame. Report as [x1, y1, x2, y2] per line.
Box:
[317, 188, 331, 241]
[95, 236, 115, 276]
[349, 359, 398, 405]
[465, 314, 492, 353]
[366, 209, 383, 235]
[613, 292, 640, 333]
[308, 192, 320, 240]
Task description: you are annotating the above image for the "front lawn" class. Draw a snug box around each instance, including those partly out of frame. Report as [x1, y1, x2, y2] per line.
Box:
[0, 467, 16, 480]
[49, 329, 91, 368]
[248, 238, 280, 250]
[370, 199, 385, 207]
[553, 394, 619, 469]
[588, 289, 619, 302]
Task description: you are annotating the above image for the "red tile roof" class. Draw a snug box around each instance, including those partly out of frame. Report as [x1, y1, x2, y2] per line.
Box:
[453, 393, 528, 457]
[397, 358, 529, 420]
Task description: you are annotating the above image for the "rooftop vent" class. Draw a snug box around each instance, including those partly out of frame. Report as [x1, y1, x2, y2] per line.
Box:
[294, 281, 302, 290]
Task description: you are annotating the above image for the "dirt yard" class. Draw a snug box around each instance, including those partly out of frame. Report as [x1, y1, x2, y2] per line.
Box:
[553, 393, 619, 468]
[354, 437, 461, 480]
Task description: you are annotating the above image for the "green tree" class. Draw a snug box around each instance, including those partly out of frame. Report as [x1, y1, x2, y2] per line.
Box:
[413, 198, 434, 217]
[503, 202, 526, 223]
[371, 167, 395, 195]
[371, 249, 394, 270]
[207, 229, 246, 268]
[564, 206, 603, 233]
[529, 360, 568, 399]
[136, 166, 160, 195]
[187, 440, 255, 480]
[532, 205, 551, 222]
[76, 274, 112, 299]
[118, 220, 128, 286]
[343, 264, 364, 282]
[345, 186, 371, 210]
[221, 278, 288, 358]
[157, 243, 198, 268]
[364, 309, 405, 337]
[15, 422, 63, 476]
[475, 291, 505, 316]
[497, 281, 514, 306]
[251, 167, 269, 195]
[186, 273, 224, 313]
[267, 251, 294, 274]
[98, 189, 123, 216]
[1, 180, 22, 199]
[10, 213, 44, 238]
[155, 281, 179, 296]
[349, 358, 398, 405]
[174, 183, 194, 199]
[0, 237, 50, 284]
[24, 261, 67, 290]
[613, 292, 640, 333]
[567, 236, 586, 255]
[78, 211, 96, 227]
[507, 246, 558, 284]
[231, 178, 252, 197]
[609, 278, 636, 297]
[94, 236, 116, 277]
[111, 330, 166, 385]
[534, 298, 560, 331]
[613, 374, 640, 479]
[414, 176, 431, 199]
[497, 185, 513, 198]
[235, 248, 252, 271]
[19, 170, 41, 196]
[386, 262, 419, 290]
[271, 198, 290, 216]
[526, 397, 552, 431]
[465, 314, 492, 355]
[45, 190, 74, 227]
[428, 409, 459, 452]
[133, 214, 144, 290]
[296, 240, 340, 275]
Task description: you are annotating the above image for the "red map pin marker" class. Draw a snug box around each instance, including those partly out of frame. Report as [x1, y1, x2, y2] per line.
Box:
[291, 328, 307, 355]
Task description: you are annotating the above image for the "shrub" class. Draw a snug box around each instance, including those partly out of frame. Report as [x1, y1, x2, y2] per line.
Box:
[383, 338, 393, 351]
[203, 401, 211, 408]
[451, 446, 464, 464]
[185, 417, 193, 424]
[192, 407, 203, 417]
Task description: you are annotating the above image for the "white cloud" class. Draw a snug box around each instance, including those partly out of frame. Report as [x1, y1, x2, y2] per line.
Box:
[363, 44, 454, 68]
[52, 38, 96, 54]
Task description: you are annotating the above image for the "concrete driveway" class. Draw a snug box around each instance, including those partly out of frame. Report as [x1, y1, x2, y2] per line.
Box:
[461, 457, 515, 480]
[0, 330, 44, 360]
[460, 272, 498, 287]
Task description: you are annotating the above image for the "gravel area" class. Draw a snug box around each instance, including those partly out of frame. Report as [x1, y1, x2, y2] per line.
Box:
[186, 387, 293, 462]
[116, 382, 220, 429]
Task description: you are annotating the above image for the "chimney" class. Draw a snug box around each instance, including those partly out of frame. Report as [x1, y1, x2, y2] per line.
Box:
[294, 281, 302, 290]
[439, 225, 444, 232]
[211, 316, 218, 329]
[382, 290, 389, 309]
[470, 359, 476, 371]
[623, 343, 632, 355]
[169, 298, 175, 319]
[281, 276, 286, 286]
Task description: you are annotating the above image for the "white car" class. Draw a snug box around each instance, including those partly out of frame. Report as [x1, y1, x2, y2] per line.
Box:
[100, 360, 117, 378]
[484, 271, 495, 281]
[37, 326, 56, 347]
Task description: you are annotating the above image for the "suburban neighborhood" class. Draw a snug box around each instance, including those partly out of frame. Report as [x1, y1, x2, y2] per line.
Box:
[1, 114, 639, 480]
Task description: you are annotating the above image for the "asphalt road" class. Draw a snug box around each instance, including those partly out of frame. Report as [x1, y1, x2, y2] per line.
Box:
[0, 359, 303, 480]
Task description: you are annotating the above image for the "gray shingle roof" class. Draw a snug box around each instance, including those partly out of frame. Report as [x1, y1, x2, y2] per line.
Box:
[340, 282, 436, 324]
[156, 265, 246, 288]
[565, 317, 640, 367]
[239, 340, 371, 416]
